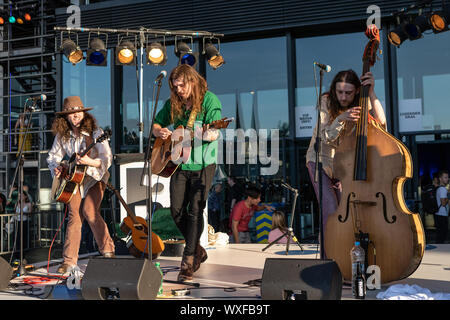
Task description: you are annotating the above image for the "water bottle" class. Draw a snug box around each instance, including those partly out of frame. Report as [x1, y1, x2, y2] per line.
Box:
[350, 241, 365, 298]
[155, 262, 163, 296]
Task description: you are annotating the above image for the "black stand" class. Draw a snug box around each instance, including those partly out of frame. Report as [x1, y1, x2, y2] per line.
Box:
[140, 74, 165, 261]
[8, 99, 36, 276]
[313, 69, 325, 260]
[262, 182, 304, 254]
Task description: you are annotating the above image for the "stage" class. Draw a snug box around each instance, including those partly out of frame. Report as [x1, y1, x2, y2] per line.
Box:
[1, 242, 449, 301]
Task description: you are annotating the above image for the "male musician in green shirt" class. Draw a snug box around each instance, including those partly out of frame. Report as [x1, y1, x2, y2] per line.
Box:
[153, 64, 222, 281]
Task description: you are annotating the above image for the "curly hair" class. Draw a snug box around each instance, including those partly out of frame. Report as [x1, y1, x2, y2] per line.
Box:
[324, 69, 361, 122]
[51, 112, 98, 140]
[168, 64, 208, 123]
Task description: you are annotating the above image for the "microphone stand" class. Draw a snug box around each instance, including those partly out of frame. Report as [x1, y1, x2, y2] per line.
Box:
[140, 74, 164, 261]
[314, 68, 325, 260]
[8, 99, 36, 276]
[262, 182, 304, 254]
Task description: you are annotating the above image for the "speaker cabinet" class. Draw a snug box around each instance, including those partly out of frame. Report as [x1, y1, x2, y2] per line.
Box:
[261, 258, 342, 300]
[81, 257, 162, 300]
[0, 256, 12, 290]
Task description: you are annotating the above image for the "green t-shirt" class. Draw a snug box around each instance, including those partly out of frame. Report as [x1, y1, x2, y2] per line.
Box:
[154, 91, 222, 171]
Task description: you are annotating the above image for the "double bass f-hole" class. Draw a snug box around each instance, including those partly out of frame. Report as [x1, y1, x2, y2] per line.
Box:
[339, 192, 355, 223]
[376, 192, 396, 224]
[340, 191, 397, 224]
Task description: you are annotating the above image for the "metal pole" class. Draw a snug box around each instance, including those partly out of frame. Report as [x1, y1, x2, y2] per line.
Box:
[139, 31, 145, 153]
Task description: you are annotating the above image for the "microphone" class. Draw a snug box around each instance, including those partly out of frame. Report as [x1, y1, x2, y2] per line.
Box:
[314, 62, 332, 73]
[25, 94, 46, 112]
[281, 181, 298, 193]
[27, 94, 47, 102]
[154, 70, 167, 83]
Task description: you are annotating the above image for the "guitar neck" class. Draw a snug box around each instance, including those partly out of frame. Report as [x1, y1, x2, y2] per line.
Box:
[79, 140, 97, 157]
[106, 182, 139, 223]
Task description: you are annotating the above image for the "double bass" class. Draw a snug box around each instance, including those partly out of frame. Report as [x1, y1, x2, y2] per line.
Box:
[324, 25, 425, 284]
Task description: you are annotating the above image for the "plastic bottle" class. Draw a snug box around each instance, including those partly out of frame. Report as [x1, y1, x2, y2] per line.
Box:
[350, 241, 365, 298]
[155, 262, 163, 296]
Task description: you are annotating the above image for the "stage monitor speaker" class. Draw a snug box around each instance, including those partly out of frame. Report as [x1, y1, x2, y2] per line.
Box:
[81, 257, 162, 300]
[261, 258, 342, 300]
[0, 256, 12, 290]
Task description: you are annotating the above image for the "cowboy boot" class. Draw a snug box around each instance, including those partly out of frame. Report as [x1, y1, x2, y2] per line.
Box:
[177, 254, 195, 282]
[193, 243, 208, 272]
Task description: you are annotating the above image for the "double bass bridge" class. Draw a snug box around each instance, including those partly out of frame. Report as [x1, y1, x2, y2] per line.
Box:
[338, 192, 397, 224]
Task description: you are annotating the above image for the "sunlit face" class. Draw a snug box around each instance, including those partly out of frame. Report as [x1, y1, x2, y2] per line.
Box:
[335, 82, 358, 108]
[67, 111, 84, 128]
[172, 78, 192, 101]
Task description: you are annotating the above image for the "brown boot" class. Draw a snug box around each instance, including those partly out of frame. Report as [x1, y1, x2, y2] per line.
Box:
[193, 243, 208, 272]
[177, 255, 194, 282]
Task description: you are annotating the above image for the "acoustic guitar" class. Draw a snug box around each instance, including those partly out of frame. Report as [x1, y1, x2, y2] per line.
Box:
[106, 182, 165, 259]
[52, 130, 111, 204]
[151, 117, 233, 178]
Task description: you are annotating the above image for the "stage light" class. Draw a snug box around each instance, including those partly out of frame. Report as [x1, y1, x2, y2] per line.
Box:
[146, 42, 167, 65]
[87, 37, 107, 66]
[430, 7, 450, 33]
[115, 40, 136, 65]
[388, 24, 409, 47]
[204, 42, 225, 70]
[24, 13, 31, 22]
[0, 17, 4, 25]
[175, 40, 197, 67]
[405, 14, 433, 40]
[17, 17, 23, 24]
[9, 15, 15, 23]
[61, 39, 84, 65]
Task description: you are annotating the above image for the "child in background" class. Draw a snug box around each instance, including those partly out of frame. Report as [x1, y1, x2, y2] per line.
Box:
[268, 211, 295, 244]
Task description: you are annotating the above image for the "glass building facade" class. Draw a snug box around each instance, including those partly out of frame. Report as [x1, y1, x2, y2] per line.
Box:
[3, 0, 448, 241]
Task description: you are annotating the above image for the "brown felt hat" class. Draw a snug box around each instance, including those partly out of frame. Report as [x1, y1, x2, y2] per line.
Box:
[55, 96, 93, 115]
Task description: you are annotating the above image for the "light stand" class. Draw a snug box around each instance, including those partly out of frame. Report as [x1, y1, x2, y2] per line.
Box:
[140, 71, 165, 261]
[262, 182, 304, 254]
[8, 99, 36, 276]
[313, 68, 325, 259]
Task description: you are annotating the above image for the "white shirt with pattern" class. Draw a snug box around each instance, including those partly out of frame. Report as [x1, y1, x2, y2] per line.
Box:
[47, 128, 112, 199]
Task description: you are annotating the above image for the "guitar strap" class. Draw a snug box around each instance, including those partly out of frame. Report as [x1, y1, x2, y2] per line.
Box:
[186, 108, 198, 131]
[84, 133, 94, 157]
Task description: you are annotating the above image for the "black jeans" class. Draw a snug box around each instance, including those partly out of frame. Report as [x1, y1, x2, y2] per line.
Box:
[170, 164, 216, 256]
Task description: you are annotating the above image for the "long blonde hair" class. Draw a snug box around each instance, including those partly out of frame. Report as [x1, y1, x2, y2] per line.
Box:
[168, 64, 207, 123]
[271, 210, 288, 232]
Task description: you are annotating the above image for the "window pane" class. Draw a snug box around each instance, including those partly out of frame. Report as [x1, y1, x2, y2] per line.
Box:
[62, 49, 112, 130]
[206, 37, 289, 135]
[397, 32, 450, 132]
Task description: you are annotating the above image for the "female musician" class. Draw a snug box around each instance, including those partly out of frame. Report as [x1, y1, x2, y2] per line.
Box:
[305, 70, 386, 240]
[47, 96, 115, 274]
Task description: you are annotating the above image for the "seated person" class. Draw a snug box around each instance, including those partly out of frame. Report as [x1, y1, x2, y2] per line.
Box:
[268, 210, 296, 244]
